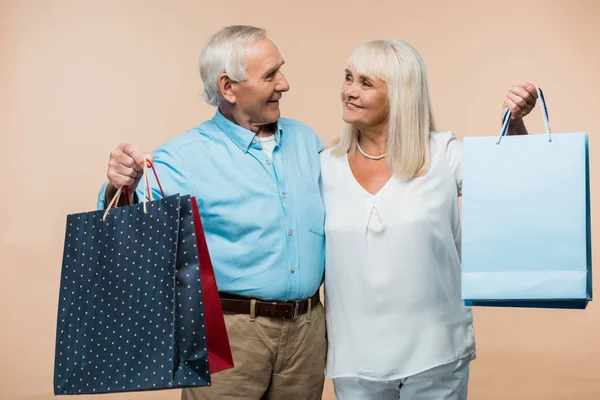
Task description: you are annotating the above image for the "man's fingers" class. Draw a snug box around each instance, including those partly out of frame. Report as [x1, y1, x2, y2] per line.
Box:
[108, 144, 147, 188]
[142, 152, 154, 165]
[110, 150, 139, 171]
[109, 144, 151, 191]
[113, 163, 140, 178]
[107, 170, 139, 188]
[117, 143, 146, 170]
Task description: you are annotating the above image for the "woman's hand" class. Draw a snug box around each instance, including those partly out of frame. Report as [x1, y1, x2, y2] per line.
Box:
[502, 82, 538, 121]
[503, 82, 538, 135]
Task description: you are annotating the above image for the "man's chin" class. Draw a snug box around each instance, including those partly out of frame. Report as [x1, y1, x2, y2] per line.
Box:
[255, 114, 280, 127]
[266, 109, 281, 122]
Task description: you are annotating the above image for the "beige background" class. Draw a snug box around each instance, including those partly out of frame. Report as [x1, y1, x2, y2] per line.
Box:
[1, 1, 600, 399]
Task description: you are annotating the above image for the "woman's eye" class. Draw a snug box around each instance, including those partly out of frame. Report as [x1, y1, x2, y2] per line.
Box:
[345, 74, 353, 82]
[361, 80, 372, 88]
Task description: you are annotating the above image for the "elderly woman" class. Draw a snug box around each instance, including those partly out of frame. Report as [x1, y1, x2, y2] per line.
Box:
[321, 40, 538, 399]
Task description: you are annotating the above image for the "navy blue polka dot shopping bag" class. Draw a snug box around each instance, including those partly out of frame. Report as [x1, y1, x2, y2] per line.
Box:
[54, 161, 234, 395]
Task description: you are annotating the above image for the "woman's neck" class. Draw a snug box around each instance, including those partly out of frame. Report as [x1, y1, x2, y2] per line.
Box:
[357, 126, 388, 155]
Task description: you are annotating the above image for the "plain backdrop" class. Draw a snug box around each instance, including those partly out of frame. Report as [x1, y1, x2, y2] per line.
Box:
[1, 1, 599, 399]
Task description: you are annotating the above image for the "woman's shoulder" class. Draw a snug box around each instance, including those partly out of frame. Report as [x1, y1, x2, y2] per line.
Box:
[319, 145, 348, 181]
[430, 130, 459, 144]
[319, 144, 342, 163]
[430, 130, 462, 153]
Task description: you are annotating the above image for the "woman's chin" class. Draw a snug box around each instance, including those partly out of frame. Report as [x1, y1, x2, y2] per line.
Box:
[342, 113, 357, 125]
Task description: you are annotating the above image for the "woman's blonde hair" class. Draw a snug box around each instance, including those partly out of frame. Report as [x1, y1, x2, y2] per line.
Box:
[333, 40, 436, 179]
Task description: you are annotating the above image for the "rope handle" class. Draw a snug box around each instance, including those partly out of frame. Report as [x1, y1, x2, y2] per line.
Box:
[497, 87, 552, 144]
[102, 159, 165, 220]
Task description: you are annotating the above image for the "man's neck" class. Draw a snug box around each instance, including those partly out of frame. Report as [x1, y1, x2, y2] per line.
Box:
[220, 107, 276, 138]
[253, 124, 277, 138]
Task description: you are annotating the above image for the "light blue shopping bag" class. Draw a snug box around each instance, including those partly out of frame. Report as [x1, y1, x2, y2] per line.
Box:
[461, 88, 592, 309]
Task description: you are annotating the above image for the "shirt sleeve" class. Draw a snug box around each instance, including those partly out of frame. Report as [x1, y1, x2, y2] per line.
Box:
[96, 144, 191, 210]
[316, 134, 324, 154]
[445, 132, 463, 197]
[96, 181, 111, 210]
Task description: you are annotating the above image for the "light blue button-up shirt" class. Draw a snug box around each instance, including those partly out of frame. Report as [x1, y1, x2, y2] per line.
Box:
[98, 110, 325, 301]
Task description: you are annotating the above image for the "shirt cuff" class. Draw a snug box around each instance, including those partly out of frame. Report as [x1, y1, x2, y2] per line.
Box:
[97, 181, 140, 210]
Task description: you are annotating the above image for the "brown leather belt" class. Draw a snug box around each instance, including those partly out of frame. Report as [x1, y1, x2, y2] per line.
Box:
[220, 291, 320, 320]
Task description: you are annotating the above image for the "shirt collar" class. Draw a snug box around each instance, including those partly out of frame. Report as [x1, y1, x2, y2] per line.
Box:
[213, 109, 282, 153]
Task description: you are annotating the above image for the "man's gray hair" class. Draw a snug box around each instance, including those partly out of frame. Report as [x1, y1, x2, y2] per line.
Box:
[199, 25, 267, 106]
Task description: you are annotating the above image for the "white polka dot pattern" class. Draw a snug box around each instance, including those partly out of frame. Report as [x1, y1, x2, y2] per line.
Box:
[54, 194, 211, 394]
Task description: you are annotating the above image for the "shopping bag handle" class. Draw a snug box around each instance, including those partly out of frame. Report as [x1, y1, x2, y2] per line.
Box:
[496, 87, 552, 144]
[102, 159, 166, 220]
[145, 160, 166, 200]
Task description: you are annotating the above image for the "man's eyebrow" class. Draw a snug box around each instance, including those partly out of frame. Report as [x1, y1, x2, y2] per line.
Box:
[265, 61, 285, 76]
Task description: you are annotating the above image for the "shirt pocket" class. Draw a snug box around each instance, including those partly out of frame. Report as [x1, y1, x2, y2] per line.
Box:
[308, 194, 324, 237]
[302, 187, 325, 237]
[299, 191, 325, 277]
[309, 222, 325, 237]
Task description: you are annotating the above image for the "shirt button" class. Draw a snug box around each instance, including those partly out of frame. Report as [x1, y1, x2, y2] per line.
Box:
[282, 192, 287, 198]
[291, 268, 296, 273]
[266, 160, 271, 165]
[242, 147, 247, 152]
[288, 230, 293, 236]
[252, 138, 257, 144]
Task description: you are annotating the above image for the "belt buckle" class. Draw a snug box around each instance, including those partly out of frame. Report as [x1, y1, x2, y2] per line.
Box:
[292, 301, 300, 319]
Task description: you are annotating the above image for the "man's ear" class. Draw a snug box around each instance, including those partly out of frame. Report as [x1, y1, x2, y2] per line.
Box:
[217, 73, 236, 104]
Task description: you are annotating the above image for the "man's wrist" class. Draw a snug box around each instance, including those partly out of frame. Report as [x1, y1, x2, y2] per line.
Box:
[104, 184, 138, 208]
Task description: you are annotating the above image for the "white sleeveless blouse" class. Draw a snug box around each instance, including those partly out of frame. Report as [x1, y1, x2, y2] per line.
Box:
[321, 131, 476, 380]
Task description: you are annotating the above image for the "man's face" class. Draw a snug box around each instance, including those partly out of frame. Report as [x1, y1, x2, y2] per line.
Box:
[231, 38, 290, 127]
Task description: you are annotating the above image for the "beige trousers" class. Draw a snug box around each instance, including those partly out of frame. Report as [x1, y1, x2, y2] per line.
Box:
[182, 302, 327, 400]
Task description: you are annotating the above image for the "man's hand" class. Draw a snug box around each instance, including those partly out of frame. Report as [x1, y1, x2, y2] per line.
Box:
[503, 82, 538, 135]
[105, 143, 153, 205]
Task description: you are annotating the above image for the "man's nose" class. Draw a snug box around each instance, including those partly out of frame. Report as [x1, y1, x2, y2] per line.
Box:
[276, 72, 290, 92]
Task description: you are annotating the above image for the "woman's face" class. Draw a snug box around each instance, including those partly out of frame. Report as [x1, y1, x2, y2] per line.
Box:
[341, 65, 389, 132]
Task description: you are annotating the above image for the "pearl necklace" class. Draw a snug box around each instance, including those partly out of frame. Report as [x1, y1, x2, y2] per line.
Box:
[356, 142, 386, 160]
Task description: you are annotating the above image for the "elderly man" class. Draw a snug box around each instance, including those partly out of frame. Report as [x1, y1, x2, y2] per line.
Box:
[98, 26, 326, 399]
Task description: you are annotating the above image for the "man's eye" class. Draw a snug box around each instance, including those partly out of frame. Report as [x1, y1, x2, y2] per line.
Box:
[361, 80, 372, 88]
[345, 74, 353, 82]
[266, 71, 278, 81]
